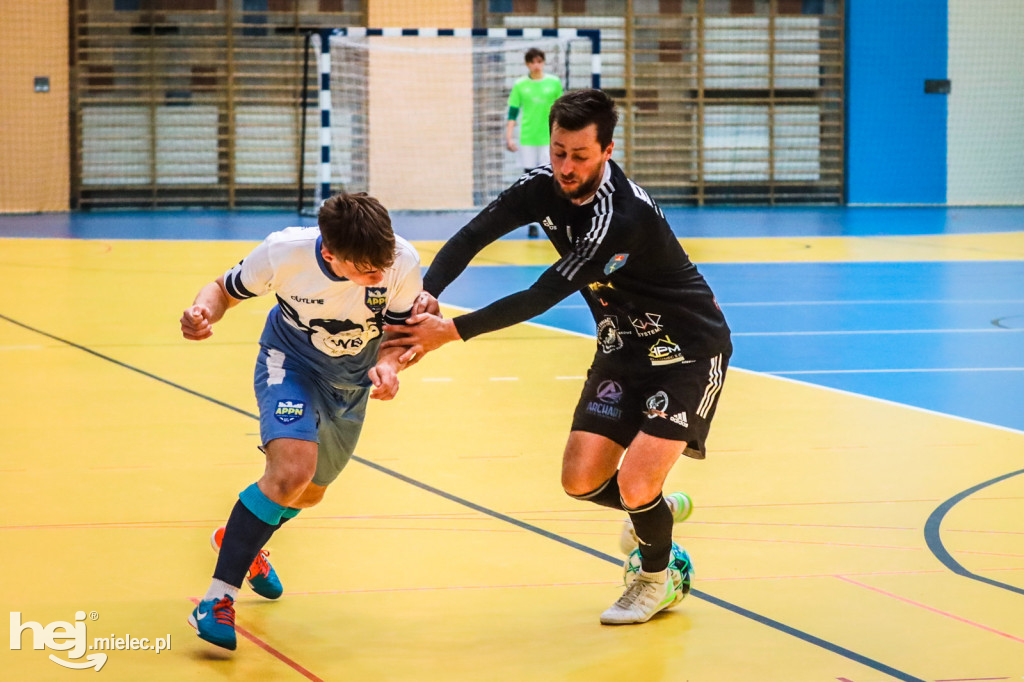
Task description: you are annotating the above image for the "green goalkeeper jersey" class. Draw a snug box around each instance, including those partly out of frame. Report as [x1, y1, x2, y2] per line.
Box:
[507, 74, 563, 146]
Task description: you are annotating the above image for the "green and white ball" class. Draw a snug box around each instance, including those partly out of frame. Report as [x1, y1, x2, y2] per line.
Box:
[623, 541, 694, 606]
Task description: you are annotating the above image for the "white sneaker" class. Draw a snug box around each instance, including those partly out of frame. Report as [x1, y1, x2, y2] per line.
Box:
[600, 570, 674, 624]
[618, 491, 693, 555]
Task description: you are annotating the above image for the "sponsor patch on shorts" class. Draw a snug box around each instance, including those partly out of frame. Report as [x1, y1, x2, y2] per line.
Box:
[644, 391, 670, 419]
[274, 399, 305, 424]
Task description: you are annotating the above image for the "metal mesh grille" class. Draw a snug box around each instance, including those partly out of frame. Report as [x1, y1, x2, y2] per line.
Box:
[71, 0, 365, 209]
[486, 0, 845, 205]
[71, 0, 843, 209]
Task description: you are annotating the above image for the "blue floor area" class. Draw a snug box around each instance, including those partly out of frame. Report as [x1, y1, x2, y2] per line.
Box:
[439, 261, 1024, 433]
[2, 207, 1022, 432]
[1, 205, 1021, 240]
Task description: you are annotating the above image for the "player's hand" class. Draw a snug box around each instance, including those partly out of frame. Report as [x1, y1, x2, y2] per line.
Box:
[368, 363, 399, 400]
[506, 139, 518, 152]
[181, 304, 214, 341]
[382, 313, 460, 364]
[411, 291, 441, 317]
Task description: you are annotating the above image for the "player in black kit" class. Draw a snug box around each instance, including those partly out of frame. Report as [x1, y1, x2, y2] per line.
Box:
[383, 89, 731, 625]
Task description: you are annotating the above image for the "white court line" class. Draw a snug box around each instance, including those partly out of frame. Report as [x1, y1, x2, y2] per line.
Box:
[489, 377, 519, 382]
[436, 302, 1024, 436]
[733, 328, 1023, 337]
[769, 367, 1024, 375]
[743, 367, 1024, 437]
[722, 298, 1024, 307]
[553, 299, 1024, 309]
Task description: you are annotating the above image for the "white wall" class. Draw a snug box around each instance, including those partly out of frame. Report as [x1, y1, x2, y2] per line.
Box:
[947, 0, 1024, 205]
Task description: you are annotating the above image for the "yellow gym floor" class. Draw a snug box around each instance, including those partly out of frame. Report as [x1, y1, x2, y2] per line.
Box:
[1, 236, 1022, 681]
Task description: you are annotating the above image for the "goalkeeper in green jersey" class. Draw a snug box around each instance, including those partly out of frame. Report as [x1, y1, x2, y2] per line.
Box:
[506, 47, 563, 237]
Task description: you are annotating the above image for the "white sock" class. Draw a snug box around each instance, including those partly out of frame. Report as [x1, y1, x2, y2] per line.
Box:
[639, 569, 667, 584]
[204, 578, 240, 602]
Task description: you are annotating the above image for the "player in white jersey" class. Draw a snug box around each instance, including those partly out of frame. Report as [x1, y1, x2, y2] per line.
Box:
[180, 193, 422, 651]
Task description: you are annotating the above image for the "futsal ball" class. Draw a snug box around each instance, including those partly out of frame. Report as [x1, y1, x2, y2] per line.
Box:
[623, 542, 694, 606]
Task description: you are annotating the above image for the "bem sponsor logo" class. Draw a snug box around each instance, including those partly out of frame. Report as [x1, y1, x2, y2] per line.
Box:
[10, 610, 170, 671]
[274, 400, 305, 424]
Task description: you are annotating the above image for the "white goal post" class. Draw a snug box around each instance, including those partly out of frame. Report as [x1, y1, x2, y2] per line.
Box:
[298, 27, 602, 214]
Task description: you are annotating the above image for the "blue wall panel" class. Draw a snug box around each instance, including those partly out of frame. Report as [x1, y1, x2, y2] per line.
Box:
[847, 0, 948, 204]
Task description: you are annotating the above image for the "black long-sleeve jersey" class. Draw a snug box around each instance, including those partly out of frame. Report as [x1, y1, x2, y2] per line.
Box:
[423, 160, 731, 366]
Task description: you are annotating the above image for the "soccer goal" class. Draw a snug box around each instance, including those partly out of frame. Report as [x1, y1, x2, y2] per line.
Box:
[298, 27, 601, 214]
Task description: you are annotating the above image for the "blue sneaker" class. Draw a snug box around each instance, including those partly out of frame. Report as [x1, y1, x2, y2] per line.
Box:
[211, 527, 283, 600]
[188, 596, 236, 650]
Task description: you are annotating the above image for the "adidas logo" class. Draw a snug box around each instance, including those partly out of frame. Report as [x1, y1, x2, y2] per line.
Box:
[670, 411, 688, 427]
[542, 216, 556, 231]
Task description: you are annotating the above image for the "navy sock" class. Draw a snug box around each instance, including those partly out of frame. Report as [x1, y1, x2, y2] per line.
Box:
[625, 493, 673, 572]
[569, 472, 623, 510]
[213, 500, 279, 587]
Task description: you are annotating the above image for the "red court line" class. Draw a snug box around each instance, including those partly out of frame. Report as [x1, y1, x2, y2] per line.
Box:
[688, 495, 1022, 509]
[1, 520, 229, 531]
[674, 534, 922, 551]
[834, 576, 1024, 644]
[286, 579, 614, 597]
[509, 517, 918, 530]
[294, 524, 527, 534]
[187, 597, 323, 681]
[956, 549, 1024, 559]
[699, 566, 1024, 582]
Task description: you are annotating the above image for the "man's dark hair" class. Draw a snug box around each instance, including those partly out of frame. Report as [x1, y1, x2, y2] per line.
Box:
[548, 88, 618, 150]
[317, 192, 395, 269]
[524, 47, 545, 63]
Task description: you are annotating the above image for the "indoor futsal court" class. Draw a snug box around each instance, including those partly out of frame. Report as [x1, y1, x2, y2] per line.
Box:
[1, 206, 1022, 681]
[3, 0, 1024, 680]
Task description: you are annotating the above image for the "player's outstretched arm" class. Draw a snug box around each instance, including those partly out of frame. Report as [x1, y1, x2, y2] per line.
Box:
[381, 313, 461, 364]
[180, 275, 238, 341]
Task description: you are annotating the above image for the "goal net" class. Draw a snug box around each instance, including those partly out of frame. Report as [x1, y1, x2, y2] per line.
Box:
[299, 28, 600, 214]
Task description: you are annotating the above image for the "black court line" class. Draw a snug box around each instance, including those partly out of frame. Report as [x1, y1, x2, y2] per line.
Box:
[2, 313, 926, 682]
[924, 467, 1024, 597]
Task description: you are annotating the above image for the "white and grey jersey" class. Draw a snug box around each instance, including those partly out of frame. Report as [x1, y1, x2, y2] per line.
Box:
[223, 226, 421, 386]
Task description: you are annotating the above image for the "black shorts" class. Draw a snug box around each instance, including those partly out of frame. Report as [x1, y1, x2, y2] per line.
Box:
[571, 349, 730, 459]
